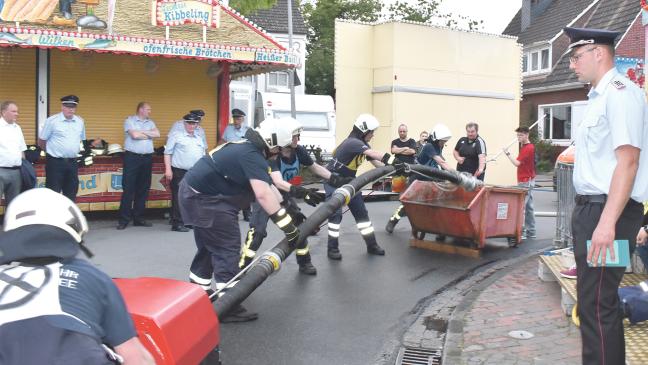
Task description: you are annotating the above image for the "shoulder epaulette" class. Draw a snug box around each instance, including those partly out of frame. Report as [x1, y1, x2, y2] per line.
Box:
[612, 79, 626, 90]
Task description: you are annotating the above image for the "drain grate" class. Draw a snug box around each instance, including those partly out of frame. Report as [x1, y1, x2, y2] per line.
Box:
[396, 346, 442, 365]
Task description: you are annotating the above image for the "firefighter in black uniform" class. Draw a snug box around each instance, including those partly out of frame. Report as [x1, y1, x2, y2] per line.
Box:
[324, 113, 404, 260]
[240, 117, 352, 275]
[179, 119, 301, 322]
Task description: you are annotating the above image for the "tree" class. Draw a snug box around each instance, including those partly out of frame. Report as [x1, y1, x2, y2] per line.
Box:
[230, 0, 277, 15]
[302, 0, 383, 96]
[388, 0, 483, 30]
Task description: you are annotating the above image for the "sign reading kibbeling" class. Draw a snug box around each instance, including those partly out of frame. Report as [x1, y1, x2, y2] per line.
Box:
[153, 0, 221, 28]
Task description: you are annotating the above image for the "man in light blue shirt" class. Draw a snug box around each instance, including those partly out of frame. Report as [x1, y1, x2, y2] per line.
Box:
[39, 95, 86, 202]
[117, 102, 160, 230]
[220, 108, 248, 143]
[168, 109, 207, 140]
[164, 113, 207, 232]
[0, 101, 26, 206]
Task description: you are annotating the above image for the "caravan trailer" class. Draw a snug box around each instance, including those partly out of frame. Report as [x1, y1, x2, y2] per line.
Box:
[255, 92, 336, 158]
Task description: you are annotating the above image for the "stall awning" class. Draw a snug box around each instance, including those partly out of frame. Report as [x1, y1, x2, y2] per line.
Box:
[0, 0, 298, 71]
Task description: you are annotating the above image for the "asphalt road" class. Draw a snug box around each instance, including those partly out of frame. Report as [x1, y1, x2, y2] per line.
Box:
[83, 186, 558, 365]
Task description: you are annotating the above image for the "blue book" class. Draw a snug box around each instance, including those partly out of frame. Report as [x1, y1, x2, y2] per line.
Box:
[586, 240, 630, 267]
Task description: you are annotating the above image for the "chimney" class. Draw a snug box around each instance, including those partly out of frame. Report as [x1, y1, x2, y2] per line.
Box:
[521, 0, 531, 31]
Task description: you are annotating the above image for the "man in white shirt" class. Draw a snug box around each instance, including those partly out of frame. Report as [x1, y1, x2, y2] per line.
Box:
[0, 101, 27, 206]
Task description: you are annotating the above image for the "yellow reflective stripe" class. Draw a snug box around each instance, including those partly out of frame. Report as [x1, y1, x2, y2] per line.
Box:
[276, 214, 293, 228]
[328, 231, 340, 238]
[328, 223, 341, 230]
[295, 246, 310, 256]
[357, 221, 372, 229]
[242, 248, 256, 258]
[360, 226, 375, 235]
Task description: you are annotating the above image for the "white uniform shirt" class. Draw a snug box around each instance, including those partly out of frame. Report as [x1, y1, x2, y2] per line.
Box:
[0, 117, 27, 167]
[573, 68, 648, 202]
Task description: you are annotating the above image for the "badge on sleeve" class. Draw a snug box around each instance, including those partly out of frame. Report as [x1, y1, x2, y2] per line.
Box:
[612, 80, 626, 89]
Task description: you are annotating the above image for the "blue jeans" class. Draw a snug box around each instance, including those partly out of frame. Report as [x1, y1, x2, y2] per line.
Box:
[518, 179, 536, 235]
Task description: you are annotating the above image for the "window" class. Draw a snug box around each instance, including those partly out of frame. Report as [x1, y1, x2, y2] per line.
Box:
[274, 111, 329, 130]
[268, 71, 289, 89]
[523, 46, 551, 75]
[538, 103, 572, 143]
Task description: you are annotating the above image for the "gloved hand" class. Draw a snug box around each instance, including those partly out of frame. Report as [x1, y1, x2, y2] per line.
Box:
[289, 185, 325, 207]
[270, 208, 300, 248]
[283, 199, 307, 226]
[381, 153, 406, 173]
[327, 172, 354, 188]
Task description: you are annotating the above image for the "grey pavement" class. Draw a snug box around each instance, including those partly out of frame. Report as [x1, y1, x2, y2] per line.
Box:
[40, 179, 560, 365]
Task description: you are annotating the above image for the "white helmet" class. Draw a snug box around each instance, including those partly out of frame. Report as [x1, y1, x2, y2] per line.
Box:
[256, 118, 295, 149]
[281, 117, 303, 136]
[107, 143, 124, 155]
[4, 188, 89, 243]
[431, 123, 452, 142]
[353, 114, 380, 134]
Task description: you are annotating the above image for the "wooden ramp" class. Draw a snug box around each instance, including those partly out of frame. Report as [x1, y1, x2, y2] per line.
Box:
[539, 255, 648, 365]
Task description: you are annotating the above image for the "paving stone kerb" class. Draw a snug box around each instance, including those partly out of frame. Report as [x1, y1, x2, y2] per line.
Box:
[445, 256, 582, 365]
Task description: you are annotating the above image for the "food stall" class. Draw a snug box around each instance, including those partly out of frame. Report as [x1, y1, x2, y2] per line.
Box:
[0, 0, 298, 212]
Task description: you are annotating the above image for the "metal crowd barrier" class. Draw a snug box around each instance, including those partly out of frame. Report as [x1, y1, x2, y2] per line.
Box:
[554, 162, 575, 248]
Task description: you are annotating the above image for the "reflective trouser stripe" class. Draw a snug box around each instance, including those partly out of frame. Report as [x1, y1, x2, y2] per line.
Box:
[295, 245, 310, 256]
[215, 280, 239, 291]
[360, 226, 375, 236]
[328, 222, 340, 238]
[357, 221, 372, 229]
[189, 272, 212, 291]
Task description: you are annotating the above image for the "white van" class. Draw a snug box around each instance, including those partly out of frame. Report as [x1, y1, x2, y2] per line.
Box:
[254, 92, 336, 157]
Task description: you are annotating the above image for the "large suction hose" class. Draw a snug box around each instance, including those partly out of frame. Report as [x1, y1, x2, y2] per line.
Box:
[213, 164, 482, 317]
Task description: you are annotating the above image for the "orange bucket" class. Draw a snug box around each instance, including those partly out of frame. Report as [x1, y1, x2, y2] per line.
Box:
[391, 175, 407, 193]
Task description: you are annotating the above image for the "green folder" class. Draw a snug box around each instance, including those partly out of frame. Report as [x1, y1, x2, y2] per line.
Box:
[586, 239, 630, 267]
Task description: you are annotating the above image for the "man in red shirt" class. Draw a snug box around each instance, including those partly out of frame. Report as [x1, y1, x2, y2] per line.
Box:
[504, 126, 536, 239]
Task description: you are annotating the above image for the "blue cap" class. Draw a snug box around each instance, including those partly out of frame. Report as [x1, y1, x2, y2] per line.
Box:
[60, 95, 79, 105]
[183, 113, 200, 123]
[563, 27, 621, 50]
[231, 108, 246, 118]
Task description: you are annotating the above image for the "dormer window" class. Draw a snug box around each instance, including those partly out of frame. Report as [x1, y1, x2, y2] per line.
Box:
[523, 46, 551, 75]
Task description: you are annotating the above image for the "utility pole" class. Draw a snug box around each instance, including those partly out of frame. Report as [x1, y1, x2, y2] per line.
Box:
[287, 0, 296, 118]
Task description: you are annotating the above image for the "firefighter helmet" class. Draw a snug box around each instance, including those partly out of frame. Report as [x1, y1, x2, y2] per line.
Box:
[256, 118, 295, 149]
[353, 114, 380, 134]
[3, 188, 89, 243]
[431, 124, 452, 142]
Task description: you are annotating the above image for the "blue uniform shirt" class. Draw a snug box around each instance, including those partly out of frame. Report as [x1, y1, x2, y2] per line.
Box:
[418, 142, 443, 169]
[326, 137, 370, 177]
[165, 129, 207, 170]
[222, 124, 248, 142]
[40, 113, 86, 158]
[185, 141, 271, 196]
[123, 115, 157, 154]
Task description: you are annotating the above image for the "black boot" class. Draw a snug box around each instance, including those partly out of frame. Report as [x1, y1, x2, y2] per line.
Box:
[299, 262, 317, 275]
[327, 248, 342, 260]
[385, 219, 398, 234]
[367, 244, 385, 255]
[220, 305, 259, 323]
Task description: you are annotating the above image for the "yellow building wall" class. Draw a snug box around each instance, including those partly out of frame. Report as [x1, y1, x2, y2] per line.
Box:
[49, 50, 219, 148]
[336, 21, 521, 186]
[0, 47, 37, 144]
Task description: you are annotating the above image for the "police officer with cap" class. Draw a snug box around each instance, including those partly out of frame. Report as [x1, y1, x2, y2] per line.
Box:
[220, 108, 248, 144]
[179, 119, 301, 322]
[565, 26, 648, 365]
[39, 95, 86, 202]
[164, 113, 207, 232]
[168, 109, 207, 140]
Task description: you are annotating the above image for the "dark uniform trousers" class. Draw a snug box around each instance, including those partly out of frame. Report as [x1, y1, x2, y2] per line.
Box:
[45, 155, 79, 202]
[118, 152, 152, 225]
[170, 167, 187, 227]
[247, 199, 311, 265]
[179, 180, 243, 284]
[324, 182, 378, 249]
[572, 195, 643, 365]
